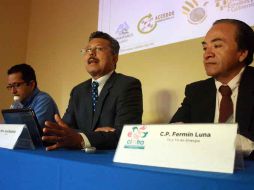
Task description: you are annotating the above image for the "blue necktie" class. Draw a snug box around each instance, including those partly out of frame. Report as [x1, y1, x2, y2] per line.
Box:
[91, 81, 99, 112]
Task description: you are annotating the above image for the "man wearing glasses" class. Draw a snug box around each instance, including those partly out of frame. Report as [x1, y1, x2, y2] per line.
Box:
[7, 63, 59, 128]
[42, 31, 143, 150]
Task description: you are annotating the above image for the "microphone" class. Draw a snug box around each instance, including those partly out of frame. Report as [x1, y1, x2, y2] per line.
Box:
[10, 95, 23, 109]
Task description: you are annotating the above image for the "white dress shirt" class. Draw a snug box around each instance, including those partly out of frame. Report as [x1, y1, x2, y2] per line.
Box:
[214, 67, 254, 156]
[214, 68, 244, 123]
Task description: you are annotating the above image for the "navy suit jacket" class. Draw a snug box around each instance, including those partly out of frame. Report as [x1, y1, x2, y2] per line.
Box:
[63, 72, 143, 149]
[171, 66, 254, 141]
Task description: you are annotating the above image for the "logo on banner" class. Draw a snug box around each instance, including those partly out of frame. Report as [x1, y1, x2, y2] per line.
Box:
[215, 0, 254, 12]
[115, 22, 134, 44]
[182, 0, 209, 24]
[137, 11, 174, 34]
[124, 125, 148, 149]
[215, 0, 230, 10]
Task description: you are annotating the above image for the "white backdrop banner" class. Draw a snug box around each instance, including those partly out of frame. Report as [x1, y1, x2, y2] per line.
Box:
[99, 0, 254, 54]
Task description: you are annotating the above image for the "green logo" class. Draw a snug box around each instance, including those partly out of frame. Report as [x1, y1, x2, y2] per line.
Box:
[124, 125, 148, 149]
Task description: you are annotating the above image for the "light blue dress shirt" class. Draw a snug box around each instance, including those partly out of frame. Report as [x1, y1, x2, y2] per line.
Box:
[21, 88, 59, 128]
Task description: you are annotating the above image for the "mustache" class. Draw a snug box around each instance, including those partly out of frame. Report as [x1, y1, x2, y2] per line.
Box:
[88, 57, 99, 64]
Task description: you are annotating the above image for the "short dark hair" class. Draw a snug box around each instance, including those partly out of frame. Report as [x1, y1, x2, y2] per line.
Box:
[213, 19, 254, 65]
[89, 31, 120, 55]
[7, 63, 37, 88]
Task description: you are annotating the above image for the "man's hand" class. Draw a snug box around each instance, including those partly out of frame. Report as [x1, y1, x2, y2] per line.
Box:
[95, 127, 116, 132]
[42, 114, 83, 151]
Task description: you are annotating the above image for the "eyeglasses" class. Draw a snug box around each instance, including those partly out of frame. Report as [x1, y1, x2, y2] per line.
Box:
[80, 46, 110, 55]
[6, 82, 27, 90]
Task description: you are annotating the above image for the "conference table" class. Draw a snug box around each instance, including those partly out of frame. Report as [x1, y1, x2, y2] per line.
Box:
[0, 148, 254, 190]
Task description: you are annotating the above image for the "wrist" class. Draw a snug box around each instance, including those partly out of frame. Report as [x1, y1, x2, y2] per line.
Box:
[77, 134, 85, 149]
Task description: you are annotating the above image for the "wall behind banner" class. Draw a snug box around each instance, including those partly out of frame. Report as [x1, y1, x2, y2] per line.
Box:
[1, 0, 253, 123]
[0, 0, 30, 121]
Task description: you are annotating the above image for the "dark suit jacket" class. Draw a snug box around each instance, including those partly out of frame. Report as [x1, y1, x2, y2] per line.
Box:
[170, 66, 254, 141]
[63, 72, 143, 149]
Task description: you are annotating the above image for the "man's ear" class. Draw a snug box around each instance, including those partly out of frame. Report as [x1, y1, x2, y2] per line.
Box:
[113, 55, 118, 69]
[29, 80, 36, 89]
[239, 49, 248, 63]
[113, 54, 118, 63]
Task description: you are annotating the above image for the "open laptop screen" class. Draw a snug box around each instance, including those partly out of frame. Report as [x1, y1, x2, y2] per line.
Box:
[1, 108, 43, 147]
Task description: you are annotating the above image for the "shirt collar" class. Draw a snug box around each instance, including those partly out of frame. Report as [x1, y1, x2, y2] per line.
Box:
[215, 67, 245, 91]
[92, 71, 114, 87]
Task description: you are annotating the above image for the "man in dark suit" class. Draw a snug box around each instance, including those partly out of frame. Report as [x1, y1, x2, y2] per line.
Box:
[170, 19, 254, 156]
[42, 31, 143, 150]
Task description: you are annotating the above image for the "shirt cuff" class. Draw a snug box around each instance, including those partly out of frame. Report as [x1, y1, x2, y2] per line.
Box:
[79, 133, 91, 148]
[237, 134, 254, 157]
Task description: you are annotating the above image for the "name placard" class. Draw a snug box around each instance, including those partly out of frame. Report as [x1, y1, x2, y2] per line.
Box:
[114, 124, 237, 174]
[0, 124, 35, 149]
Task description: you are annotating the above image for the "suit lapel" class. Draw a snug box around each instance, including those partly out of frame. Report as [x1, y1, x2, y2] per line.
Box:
[91, 72, 117, 130]
[236, 67, 254, 128]
[202, 79, 216, 122]
[83, 80, 93, 130]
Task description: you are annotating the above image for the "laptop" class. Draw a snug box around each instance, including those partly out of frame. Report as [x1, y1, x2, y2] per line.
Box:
[1, 108, 43, 147]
